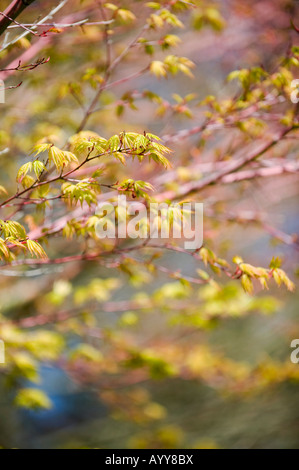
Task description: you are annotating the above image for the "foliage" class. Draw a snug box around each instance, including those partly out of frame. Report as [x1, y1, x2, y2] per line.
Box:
[0, 0, 298, 449]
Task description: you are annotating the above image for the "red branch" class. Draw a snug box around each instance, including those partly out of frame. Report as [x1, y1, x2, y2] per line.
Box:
[0, 56, 50, 72]
[0, 0, 37, 36]
[0, 80, 22, 90]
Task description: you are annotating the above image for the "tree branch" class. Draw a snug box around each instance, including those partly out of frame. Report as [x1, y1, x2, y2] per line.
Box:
[157, 126, 296, 201]
[0, 0, 36, 36]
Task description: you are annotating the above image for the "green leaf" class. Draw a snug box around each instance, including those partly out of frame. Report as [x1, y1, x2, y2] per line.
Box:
[0, 185, 8, 195]
[269, 256, 282, 269]
[31, 143, 52, 158]
[48, 146, 65, 170]
[26, 240, 48, 259]
[17, 162, 32, 183]
[33, 160, 47, 179]
[150, 61, 167, 78]
[241, 274, 254, 294]
[15, 389, 52, 410]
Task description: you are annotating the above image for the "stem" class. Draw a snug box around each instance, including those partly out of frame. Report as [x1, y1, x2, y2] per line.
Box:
[0, 0, 36, 36]
[76, 21, 148, 132]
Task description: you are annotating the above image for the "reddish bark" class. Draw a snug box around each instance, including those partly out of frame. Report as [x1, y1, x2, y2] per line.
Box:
[0, 0, 36, 36]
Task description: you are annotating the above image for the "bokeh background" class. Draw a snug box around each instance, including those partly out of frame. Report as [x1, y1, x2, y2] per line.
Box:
[0, 0, 298, 449]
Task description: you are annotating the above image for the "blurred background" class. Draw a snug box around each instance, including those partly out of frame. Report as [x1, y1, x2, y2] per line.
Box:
[0, 0, 298, 449]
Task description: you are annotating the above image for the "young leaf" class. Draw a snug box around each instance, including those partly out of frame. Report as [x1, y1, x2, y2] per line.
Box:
[26, 240, 48, 259]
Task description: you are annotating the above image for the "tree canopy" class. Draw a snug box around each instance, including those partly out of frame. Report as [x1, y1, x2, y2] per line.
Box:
[0, 0, 298, 449]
